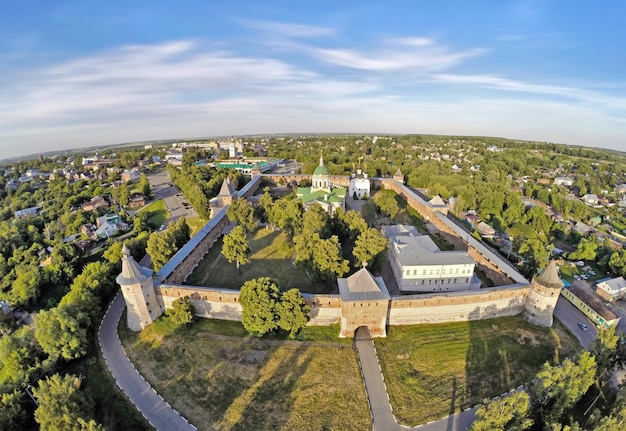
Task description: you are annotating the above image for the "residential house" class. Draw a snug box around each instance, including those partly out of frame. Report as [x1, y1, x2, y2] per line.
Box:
[129, 193, 146, 208]
[14, 206, 42, 219]
[82, 196, 109, 212]
[382, 224, 480, 293]
[94, 213, 128, 239]
[554, 176, 574, 187]
[596, 277, 626, 302]
[582, 194, 599, 205]
[476, 221, 496, 238]
[121, 168, 141, 183]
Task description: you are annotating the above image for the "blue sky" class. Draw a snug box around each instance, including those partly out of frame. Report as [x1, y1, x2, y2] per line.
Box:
[1, 1, 625, 159]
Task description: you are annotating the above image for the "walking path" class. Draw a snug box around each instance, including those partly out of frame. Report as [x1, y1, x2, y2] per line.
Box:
[98, 293, 196, 431]
[354, 327, 476, 431]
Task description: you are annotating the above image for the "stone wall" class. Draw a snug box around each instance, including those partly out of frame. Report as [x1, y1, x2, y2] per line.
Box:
[388, 285, 530, 325]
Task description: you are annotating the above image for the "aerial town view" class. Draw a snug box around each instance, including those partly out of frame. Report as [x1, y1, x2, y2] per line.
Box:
[1, 2, 626, 431]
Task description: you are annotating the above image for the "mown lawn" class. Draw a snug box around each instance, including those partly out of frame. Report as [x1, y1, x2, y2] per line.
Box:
[185, 216, 206, 236]
[375, 316, 580, 425]
[120, 317, 370, 431]
[139, 199, 168, 228]
[186, 228, 328, 293]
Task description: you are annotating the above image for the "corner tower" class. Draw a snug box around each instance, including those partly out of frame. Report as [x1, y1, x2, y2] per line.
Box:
[116, 245, 162, 331]
[523, 261, 563, 327]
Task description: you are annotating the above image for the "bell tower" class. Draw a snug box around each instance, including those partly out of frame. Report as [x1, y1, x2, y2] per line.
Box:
[116, 245, 162, 331]
[523, 261, 563, 327]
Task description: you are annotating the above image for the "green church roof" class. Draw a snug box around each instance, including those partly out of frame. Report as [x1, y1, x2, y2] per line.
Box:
[313, 165, 330, 175]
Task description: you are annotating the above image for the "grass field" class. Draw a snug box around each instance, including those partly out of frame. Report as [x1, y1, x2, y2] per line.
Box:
[120, 317, 371, 431]
[186, 228, 328, 293]
[140, 199, 168, 228]
[375, 316, 579, 425]
[185, 216, 206, 236]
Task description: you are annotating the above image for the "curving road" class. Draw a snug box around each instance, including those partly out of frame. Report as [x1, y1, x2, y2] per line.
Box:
[98, 293, 197, 431]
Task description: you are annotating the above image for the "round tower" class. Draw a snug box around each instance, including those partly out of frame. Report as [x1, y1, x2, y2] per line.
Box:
[523, 261, 563, 327]
[116, 245, 162, 331]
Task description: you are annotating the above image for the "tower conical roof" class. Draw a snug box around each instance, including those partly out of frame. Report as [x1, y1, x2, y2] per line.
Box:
[116, 245, 153, 285]
[218, 178, 237, 197]
[534, 261, 563, 290]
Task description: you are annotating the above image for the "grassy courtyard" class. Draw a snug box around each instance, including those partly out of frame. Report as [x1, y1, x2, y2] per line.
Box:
[375, 316, 580, 425]
[186, 228, 327, 293]
[120, 317, 370, 431]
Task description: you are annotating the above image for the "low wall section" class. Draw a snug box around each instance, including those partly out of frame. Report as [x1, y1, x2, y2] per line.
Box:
[389, 285, 530, 325]
[156, 284, 343, 326]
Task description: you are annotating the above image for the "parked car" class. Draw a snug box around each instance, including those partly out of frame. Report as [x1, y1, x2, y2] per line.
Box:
[581, 274, 589, 280]
[578, 322, 588, 331]
[576, 261, 585, 266]
[589, 270, 596, 276]
[573, 275, 582, 281]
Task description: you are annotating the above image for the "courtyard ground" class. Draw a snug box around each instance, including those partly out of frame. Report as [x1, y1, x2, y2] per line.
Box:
[185, 228, 331, 293]
[375, 315, 579, 425]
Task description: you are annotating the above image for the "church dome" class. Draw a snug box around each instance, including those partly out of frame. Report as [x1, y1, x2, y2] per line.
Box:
[313, 164, 330, 175]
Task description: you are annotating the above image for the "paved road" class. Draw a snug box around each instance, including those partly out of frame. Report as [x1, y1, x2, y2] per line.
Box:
[147, 170, 198, 227]
[99, 293, 196, 431]
[554, 296, 598, 348]
[355, 327, 476, 431]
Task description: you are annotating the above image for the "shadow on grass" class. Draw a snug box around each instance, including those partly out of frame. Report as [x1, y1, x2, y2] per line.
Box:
[230, 343, 312, 431]
[464, 306, 575, 408]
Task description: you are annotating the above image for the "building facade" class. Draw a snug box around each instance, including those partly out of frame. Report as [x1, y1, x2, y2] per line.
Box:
[382, 224, 479, 292]
[296, 154, 346, 216]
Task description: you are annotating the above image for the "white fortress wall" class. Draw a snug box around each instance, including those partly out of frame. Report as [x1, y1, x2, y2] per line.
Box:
[157, 284, 243, 321]
[388, 285, 530, 325]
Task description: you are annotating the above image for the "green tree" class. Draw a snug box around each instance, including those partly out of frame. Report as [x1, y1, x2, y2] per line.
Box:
[34, 304, 90, 360]
[276, 288, 311, 338]
[118, 183, 130, 207]
[146, 220, 190, 270]
[353, 227, 388, 269]
[589, 325, 620, 382]
[226, 199, 257, 232]
[10, 263, 44, 307]
[166, 296, 195, 326]
[33, 373, 104, 431]
[0, 327, 45, 386]
[221, 225, 250, 274]
[139, 173, 152, 199]
[339, 210, 368, 241]
[302, 205, 330, 238]
[0, 391, 26, 431]
[470, 391, 533, 431]
[171, 217, 191, 249]
[568, 236, 600, 261]
[530, 351, 596, 424]
[239, 278, 280, 336]
[375, 189, 399, 219]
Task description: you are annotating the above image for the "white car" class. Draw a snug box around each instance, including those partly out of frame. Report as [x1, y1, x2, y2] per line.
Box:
[573, 275, 582, 281]
[581, 274, 589, 280]
[576, 261, 585, 266]
[589, 270, 596, 276]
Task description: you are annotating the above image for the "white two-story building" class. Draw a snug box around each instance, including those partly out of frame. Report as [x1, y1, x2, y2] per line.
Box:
[382, 224, 480, 293]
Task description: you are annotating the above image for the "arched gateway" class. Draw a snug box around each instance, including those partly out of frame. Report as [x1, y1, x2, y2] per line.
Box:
[338, 268, 391, 338]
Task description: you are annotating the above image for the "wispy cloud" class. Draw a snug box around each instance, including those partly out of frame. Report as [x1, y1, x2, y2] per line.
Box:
[309, 37, 487, 72]
[240, 20, 335, 38]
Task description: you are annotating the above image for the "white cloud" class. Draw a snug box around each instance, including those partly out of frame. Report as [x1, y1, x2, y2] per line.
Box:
[309, 38, 487, 72]
[1, 27, 624, 159]
[240, 20, 335, 38]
